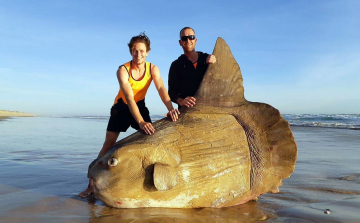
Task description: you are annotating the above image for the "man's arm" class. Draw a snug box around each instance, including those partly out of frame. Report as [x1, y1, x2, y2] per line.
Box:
[152, 65, 179, 121]
[117, 66, 155, 135]
[168, 61, 181, 104]
[178, 54, 216, 107]
[168, 61, 196, 108]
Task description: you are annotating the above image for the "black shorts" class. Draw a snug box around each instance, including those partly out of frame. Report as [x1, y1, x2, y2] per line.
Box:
[106, 99, 152, 132]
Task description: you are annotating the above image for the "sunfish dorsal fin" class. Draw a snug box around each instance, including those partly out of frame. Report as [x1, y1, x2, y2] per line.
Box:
[195, 37, 246, 107]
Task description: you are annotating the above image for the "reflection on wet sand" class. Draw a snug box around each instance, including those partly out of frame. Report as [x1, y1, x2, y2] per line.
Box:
[0, 186, 272, 223]
[5, 188, 360, 223]
[88, 199, 271, 223]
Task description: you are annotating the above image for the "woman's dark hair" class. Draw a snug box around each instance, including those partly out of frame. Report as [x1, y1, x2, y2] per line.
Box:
[128, 32, 151, 52]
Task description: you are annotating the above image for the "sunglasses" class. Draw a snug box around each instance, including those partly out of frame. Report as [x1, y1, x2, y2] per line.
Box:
[180, 35, 196, 41]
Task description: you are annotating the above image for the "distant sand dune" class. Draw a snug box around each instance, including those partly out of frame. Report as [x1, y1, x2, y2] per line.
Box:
[0, 110, 36, 117]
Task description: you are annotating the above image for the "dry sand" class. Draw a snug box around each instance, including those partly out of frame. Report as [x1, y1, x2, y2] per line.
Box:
[0, 110, 36, 118]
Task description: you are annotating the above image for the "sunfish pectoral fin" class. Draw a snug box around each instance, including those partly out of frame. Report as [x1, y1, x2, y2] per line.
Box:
[153, 163, 179, 191]
[195, 37, 246, 107]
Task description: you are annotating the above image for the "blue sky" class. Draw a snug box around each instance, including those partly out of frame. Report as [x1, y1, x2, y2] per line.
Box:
[1, 0, 359, 116]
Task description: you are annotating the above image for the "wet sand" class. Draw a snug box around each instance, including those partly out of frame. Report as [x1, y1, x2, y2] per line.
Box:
[0, 118, 359, 222]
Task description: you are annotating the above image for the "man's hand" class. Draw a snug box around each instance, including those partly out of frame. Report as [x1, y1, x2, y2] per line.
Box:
[179, 97, 196, 107]
[165, 109, 180, 121]
[139, 122, 155, 135]
[206, 54, 216, 64]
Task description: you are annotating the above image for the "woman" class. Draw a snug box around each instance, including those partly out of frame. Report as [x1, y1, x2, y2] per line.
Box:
[79, 33, 179, 198]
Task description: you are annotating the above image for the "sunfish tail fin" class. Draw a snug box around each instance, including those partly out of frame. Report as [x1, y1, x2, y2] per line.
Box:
[232, 102, 297, 195]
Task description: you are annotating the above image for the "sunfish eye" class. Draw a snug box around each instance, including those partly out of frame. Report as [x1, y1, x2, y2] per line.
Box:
[108, 157, 118, 167]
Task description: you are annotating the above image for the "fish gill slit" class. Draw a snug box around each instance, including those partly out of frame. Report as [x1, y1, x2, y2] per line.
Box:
[236, 119, 264, 190]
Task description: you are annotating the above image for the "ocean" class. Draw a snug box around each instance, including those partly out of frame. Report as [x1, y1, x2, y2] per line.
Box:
[0, 114, 359, 222]
[283, 114, 360, 130]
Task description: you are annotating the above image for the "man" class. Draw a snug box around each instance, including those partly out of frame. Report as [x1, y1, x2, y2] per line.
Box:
[79, 33, 180, 198]
[168, 27, 216, 108]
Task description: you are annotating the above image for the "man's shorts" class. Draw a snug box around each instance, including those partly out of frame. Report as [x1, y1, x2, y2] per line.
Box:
[106, 99, 152, 132]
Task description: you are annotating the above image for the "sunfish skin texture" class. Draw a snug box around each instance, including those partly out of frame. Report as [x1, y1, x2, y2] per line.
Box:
[87, 38, 297, 208]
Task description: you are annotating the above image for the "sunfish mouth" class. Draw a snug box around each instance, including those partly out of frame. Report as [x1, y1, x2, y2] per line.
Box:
[88, 178, 102, 194]
[88, 178, 95, 192]
[87, 158, 117, 194]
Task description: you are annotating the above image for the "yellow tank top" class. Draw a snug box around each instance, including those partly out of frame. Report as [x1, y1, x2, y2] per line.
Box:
[113, 61, 152, 105]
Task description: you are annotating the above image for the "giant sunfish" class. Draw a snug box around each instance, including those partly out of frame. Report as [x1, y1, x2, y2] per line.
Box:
[87, 38, 297, 208]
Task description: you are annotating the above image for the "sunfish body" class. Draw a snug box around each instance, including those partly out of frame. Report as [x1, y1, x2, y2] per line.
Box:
[88, 38, 297, 208]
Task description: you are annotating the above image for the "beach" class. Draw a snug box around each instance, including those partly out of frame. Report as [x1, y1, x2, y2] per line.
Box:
[0, 116, 359, 222]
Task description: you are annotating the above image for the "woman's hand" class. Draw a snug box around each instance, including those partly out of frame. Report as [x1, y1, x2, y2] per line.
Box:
[139, 122, 155, 135]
